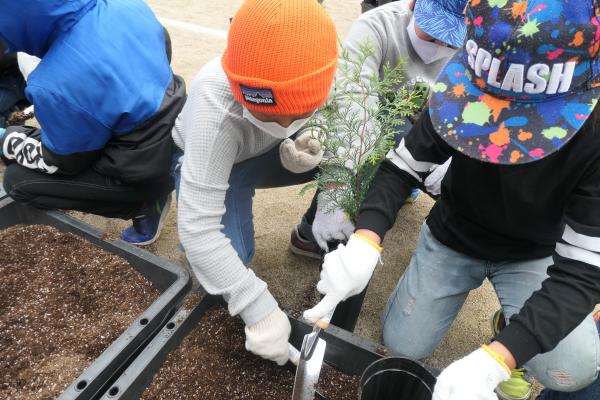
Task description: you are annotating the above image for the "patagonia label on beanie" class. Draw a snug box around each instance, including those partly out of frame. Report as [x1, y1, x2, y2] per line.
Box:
[241, 85, 276, 106]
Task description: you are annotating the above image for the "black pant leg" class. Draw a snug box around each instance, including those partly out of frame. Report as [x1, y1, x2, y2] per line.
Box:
[303, 189, 320, 226]
[2, 163, 172, 219]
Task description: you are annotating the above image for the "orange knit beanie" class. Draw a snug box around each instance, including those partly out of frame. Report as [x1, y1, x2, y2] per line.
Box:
[222, 0, 338, 115]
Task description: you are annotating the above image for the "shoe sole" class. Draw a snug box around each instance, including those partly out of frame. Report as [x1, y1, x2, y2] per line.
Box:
[491, 308, 504, 336]
[133, 194, 172, 247]
[288, 242, 323, 260]
[496, 388, 532, 400]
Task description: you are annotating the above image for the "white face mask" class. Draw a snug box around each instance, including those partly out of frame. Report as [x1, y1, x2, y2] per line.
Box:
[407, 18, 457, 65]
[243, 108, 314, 139]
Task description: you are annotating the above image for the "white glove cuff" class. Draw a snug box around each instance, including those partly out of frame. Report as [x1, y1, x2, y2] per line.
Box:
[347, 235, 381, 263]
[474, 347, 511, 389]
[247, 307, 288, 334]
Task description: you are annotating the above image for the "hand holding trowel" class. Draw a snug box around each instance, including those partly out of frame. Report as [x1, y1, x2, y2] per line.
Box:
[288, 309, 335, 400]
[289, 232, 382, 399]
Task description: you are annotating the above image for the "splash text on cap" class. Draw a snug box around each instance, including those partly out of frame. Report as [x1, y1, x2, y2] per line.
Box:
[466, 40, 576, 96]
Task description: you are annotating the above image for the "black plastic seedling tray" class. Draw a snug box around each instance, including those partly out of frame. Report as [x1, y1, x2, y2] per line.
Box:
[99, 294, 430, 400]
[0, 191, 192, 400]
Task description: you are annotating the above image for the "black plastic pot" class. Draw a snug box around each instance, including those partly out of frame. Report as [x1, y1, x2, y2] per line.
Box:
[0, 191, 192, 400]
[100, 294, 402, 399]
[359, 357, 436, 400]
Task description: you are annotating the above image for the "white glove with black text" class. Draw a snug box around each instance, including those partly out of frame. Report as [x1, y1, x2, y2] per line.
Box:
[303, 234, 381, 323]
[433, 346, 511, 400]
[280, 130, 323, 174]
[312, 191, 355, 251]
[245, 307, 292, 366]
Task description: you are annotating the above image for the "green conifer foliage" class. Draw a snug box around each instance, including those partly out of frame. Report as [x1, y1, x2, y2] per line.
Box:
[303, 40, 420, 223]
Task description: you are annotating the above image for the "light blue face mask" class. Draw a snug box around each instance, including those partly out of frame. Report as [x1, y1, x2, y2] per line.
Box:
[242, 108, 314, 139]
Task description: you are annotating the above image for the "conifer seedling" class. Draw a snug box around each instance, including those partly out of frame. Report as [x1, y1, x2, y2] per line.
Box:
[303, 40, 420, 223]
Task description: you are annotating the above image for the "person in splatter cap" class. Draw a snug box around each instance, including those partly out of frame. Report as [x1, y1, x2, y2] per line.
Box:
[303, 0, 600, 398]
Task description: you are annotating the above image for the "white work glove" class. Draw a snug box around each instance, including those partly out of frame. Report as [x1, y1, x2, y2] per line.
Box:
[433, 346, 511, 400]
[312, 191, 355, 251]
[245, 307, 292, 366]
[18, 53, 41, 81]
[303, 234, 381, 323]
[280, 130, 323, 173]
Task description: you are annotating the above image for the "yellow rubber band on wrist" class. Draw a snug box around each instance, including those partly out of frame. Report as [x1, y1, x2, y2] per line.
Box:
[482, 344, 511, 374]
[353, 233, 383, 253]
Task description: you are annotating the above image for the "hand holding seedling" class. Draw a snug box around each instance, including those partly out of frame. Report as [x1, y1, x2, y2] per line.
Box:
[302, 40, 420, 225]
[280, 130, 323, 173]
[312, 190, 355, 251]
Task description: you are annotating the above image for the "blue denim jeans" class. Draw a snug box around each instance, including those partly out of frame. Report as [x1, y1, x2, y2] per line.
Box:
[382, 223, 600, 392]
[537, 366, 600, 399]
[172, 143, 318, 263]
[537, 319, 600, 399]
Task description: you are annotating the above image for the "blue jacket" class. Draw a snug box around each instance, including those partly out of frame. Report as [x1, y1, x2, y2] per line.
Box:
[0, 0, 186, 181]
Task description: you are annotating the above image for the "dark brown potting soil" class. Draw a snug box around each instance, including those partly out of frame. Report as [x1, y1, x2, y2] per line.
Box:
[142, 307, 360, 400]
[7, 110, 34, 126]
[0, 224, 159, 400]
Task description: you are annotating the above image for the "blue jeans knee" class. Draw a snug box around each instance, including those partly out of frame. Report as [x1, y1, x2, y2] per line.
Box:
[525, 314, 600, 392]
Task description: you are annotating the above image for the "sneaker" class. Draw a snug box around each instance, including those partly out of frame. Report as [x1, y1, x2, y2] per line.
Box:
[405, 188, 421, 204]
[496, 368, 533, 400]
[289, 225, 324, 260]
[490, 310, 532, 400]
[491, 308, 507, 336]
[121, 193, 172, 246]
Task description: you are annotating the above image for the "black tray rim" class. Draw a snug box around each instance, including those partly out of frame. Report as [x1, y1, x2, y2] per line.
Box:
[99, 294, 436, 400]
[0, 190, 192, 400]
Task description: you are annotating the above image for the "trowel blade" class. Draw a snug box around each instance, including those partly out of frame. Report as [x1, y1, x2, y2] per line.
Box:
[292, 333, 327, 400]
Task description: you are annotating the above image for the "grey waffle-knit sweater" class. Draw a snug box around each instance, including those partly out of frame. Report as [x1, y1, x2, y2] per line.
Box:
[173, 1, 455, 327]
[173, 58, 281, 326]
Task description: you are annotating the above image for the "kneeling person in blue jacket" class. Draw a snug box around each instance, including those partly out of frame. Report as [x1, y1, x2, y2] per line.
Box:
[0, 0, 185, 246]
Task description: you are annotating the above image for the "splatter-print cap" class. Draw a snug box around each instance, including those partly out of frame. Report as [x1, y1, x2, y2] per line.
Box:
[429, 0, 600, 164]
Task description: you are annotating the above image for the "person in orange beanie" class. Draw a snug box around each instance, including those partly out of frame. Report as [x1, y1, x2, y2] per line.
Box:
[171, 0, 337, 365]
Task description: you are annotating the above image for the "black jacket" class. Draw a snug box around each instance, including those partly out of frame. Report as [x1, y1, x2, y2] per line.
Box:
[357, 109, 600, 366]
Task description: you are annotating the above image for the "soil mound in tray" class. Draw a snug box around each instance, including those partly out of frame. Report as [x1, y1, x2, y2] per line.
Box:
[0, 224, 159, 400]
[7, 110, 34, 125]
[142, 307, 360, 400]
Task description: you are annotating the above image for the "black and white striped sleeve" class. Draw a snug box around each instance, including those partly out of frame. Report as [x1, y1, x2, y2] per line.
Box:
[495, 164, 600, 366]
[355, 109, 454, 239]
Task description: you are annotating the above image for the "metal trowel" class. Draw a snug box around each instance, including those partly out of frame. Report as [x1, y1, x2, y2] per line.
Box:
[289, 310, 334, 400]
